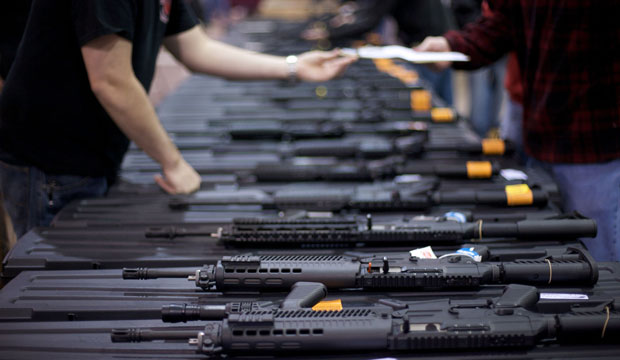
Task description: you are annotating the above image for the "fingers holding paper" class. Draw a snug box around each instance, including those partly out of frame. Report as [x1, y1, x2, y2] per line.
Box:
[414, 36, 453, 71]
[297, 50, 358, 82]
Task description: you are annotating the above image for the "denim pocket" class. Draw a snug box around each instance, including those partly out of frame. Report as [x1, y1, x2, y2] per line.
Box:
[45, 175, 107, 209]
[42, 174, 108, 225]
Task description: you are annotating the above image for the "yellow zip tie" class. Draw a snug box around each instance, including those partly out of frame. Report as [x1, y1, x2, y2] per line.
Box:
[431, 108, 455, 123]
[312, 299, 343, 312]
[602, 306, 610, 338]
[410, 90, 432, 111]
[505, 184, 534, 206]
[478, 220, 483, 241]
[481, 138, 506, 155]
[467, 161, 493, 179]
[545, 259, 552, 285]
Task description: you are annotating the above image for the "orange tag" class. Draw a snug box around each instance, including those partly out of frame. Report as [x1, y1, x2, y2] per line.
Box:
[312, 299, 343, 312]
[410, 90, 431, 111]
[431, 108, 454, 122]
[391, 69, 418, 83]
[399, 73, 419, 83]
[481, 139, 506, 155]
[467, 161, 493, 179]
[373, 59, 394, 72]
[505, 184, 533, 206]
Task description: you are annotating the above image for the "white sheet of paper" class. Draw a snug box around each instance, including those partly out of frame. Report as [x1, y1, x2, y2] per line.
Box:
[342, 45, 469, 63]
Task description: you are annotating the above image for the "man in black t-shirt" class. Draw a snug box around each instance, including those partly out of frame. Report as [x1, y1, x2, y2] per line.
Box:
[0, 0, 356, 238]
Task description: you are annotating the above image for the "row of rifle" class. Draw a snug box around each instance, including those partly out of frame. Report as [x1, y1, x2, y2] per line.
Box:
[1, 26, 617, 360]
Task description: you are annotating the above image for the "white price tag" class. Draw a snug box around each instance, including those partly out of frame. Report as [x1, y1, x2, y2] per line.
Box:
[410, 246, 437, 259]
[500, 169, 529, 181]
[540, 293, 589, 300]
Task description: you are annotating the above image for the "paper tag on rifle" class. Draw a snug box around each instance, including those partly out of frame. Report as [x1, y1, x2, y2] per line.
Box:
[505, 184, 534, 206]
[410, 246, 437, 259]
[410, 90, 432, 111]
[456, 247, 482, 262]
[394, 174, 423, 184]
[443, 211, 468, 223]
[500, 169, 528, 181]
[540, 293, 589, 300]
[431, 108, 454, 122]
[312, 299, 343, 311]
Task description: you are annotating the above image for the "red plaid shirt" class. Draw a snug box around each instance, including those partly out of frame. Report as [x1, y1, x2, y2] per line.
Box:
[445, 0, 620, 163]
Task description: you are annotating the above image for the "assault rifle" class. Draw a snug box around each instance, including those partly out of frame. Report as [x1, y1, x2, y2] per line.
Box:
[250, 157, 501, 181]
[112, 283, 620, 357]
[144, 213, 596, 245]
[182, 135, 512, 159]
[168, 183, 549, 212]
[222, 120, 428, 140]
[122, 246, 598, 292]
[207, 213, 597, 246]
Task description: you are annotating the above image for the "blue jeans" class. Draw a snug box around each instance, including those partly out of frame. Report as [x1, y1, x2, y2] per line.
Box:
[500, 98, 529, 163]
[468, 57, 507, 137]
[0, 159, 108, 239]
[528, 158, 620, 261]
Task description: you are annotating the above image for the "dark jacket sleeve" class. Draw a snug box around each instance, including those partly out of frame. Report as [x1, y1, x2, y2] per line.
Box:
[444, 0, 515, 70]
[450, 0, 483, 29]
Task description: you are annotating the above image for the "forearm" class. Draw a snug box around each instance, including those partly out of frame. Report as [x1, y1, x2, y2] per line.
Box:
[165, 27, 288, 80]
[82, 33, 199, 194]
[91, 76, 181, 169]
[165, 26, 357, 83]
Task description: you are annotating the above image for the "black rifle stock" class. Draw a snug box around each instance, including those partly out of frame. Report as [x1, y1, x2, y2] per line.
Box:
[123, 247, 598, 292]
[112, 283, 620, 357]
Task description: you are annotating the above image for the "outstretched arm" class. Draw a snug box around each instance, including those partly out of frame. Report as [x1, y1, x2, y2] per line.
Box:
[81, 34, 200, 194]
[163, 26, 357, 82]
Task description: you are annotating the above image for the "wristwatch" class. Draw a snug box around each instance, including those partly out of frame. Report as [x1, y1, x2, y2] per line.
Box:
[285, 55, 298, 83]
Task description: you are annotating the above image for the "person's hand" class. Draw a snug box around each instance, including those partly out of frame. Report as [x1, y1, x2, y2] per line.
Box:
[414, 36, 452, 71]
[297, 49, 358, 82]
[154, 157, 201, 194]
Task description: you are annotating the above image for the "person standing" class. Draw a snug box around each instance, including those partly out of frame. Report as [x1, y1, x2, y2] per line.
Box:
[0, 0, 356, 239]
[416, 0, 620, 261]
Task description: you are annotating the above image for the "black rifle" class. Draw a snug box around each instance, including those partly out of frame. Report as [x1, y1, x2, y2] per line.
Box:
[222, 120, 428, 140]
[123, 246, 598, 292]
[251, 157, 501, 181]
[121, 150, 501, 180]
[186, 135, 512, 159]
[206, 135, 428, 159]
[204, 214, 597, 246]
[112, 282, 620, 357]
[168, 183, 549, 212]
